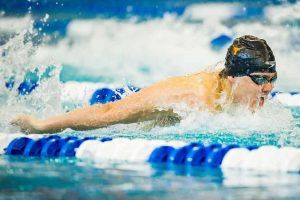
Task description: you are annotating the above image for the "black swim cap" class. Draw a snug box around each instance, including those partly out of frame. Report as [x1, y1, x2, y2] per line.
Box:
[224, 35, 276, 76]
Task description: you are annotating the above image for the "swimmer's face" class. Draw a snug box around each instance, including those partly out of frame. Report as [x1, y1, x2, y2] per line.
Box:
[228, 72, 276, 109]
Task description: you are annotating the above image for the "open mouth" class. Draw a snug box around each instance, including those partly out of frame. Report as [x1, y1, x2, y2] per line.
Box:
[258, 96, 265, 107]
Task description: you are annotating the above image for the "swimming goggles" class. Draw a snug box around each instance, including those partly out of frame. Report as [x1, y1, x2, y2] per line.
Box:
[248, 73, 277, 85]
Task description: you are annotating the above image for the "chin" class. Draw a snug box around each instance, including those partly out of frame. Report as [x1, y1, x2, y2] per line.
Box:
[248, 98, 261, 110]
[258, 96, 266, 107]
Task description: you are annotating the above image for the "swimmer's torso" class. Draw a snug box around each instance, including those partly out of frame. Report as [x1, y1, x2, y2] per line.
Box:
[108, 71, 232, 127]
[139, 71, 231, 111]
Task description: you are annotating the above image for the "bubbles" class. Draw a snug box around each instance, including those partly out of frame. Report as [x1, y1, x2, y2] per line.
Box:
[0, 16, 62, 132]
[155, 99, 294, 135]
[42, 14, 49, 23]
[264, 3, 300, 24]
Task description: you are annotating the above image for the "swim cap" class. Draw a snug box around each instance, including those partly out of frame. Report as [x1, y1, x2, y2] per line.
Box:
[224, 35, 276, 76]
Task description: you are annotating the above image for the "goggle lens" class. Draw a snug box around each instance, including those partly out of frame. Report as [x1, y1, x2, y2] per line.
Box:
[249, 74, 277, 85]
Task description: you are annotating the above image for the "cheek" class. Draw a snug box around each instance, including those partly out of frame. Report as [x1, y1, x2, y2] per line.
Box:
[244, 80, 260, 95]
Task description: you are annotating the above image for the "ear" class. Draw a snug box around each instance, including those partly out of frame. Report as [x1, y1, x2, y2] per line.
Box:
[227, 76, 235, 86]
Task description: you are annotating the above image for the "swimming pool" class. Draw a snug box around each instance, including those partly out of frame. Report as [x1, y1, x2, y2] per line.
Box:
[0, 92, 299, 199]
[0, 112, 300, 199]
[0, 0, 300, 199]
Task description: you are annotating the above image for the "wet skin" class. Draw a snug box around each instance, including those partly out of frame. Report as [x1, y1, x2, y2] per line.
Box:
[228, 72, 276, 109]
[11, 71, 277, 134]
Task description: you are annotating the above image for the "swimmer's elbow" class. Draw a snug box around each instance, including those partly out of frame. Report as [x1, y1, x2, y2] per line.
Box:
[94, 102, 113, 113]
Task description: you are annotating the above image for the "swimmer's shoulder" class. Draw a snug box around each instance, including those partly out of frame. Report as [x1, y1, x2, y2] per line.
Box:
[188, 71, 221, 84]
[140, 70, 222, 94]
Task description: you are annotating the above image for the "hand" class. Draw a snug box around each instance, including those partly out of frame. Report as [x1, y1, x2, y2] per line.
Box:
[10, 115, 44, 134]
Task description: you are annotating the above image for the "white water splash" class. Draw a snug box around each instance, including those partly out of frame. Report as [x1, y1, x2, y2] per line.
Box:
[0, 17, 62, 132]
[30, 3, 300, 91]
[141, 99, 293, 136]
[0, 3, 298, 137]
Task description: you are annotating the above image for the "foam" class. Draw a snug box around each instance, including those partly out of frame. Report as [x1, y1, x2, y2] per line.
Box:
[0, 3, 299, 137]
[273, 93, 300, 106]
[0, 16, 32, 33]
[29, 3, 300, 91]
[183, 3, 242, 22]
[0, 16, 62, 132]
[264, 2, 300, 24]
[61, 81, 109, 107]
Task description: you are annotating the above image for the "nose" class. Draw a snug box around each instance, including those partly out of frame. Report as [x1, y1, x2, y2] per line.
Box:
[261, 83, 273, 95]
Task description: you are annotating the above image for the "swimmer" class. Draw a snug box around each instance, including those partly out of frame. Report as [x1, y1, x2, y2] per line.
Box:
[12, 35, 277, 134]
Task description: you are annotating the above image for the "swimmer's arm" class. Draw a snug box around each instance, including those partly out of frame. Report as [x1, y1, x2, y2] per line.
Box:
[12, 76, 205, 134]
[12, 90, 157, 134]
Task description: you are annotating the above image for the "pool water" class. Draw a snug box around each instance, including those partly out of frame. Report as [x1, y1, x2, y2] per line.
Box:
[4, 160, 300, 200]
[0, 0, 300, 199]
[0, 106, 299, 199]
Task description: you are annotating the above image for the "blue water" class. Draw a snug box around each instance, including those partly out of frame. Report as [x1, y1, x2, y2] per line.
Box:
[0, 107, 299, 199]
[0, 156, 299, 199]
[1, 0, 300, 199]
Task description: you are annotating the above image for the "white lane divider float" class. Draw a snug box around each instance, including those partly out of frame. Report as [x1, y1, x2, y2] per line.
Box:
[272, 92, 300, 106]
[0, 133, 299, 173]
[222, 146, 300, 173]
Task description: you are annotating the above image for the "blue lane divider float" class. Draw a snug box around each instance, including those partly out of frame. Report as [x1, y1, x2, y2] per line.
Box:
[210, 34, 232, 51]
[2, 134, 300, 172]
[148, 146, 175, 163]
[167, 142, 203, 165]
[41, 136, 78, 157]
[149, 143, 239, 168]
[271, 91, 300, 97]
[204, 144, 239, 167]
[5, 137, 34, 155]
[89, 85, 140, 105]
[4, 135, 112, 158]
[23, 135, 61, 156]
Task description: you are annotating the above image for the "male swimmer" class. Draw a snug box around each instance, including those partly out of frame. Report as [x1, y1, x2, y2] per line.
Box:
[12, 35, 277, 134]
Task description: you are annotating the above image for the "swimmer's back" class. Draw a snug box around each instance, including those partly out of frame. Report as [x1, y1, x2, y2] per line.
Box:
[122, 71, 229, 111]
